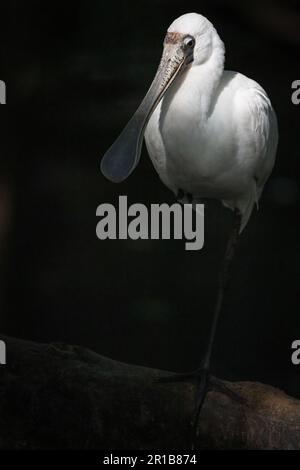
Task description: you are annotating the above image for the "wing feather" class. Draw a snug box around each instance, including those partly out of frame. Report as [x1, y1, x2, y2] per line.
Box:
[233, 82, 278, 230]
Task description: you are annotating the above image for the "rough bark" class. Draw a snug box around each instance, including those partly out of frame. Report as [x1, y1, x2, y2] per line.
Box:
[0, 335, 299, 450]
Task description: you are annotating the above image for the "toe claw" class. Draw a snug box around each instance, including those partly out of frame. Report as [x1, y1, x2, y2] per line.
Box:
[209, 376, 247, 404]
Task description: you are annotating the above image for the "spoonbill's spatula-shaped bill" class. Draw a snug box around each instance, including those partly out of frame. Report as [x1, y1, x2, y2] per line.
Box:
[100, 34, 195, 183]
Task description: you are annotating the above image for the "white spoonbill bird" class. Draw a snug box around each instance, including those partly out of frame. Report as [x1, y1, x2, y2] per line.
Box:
[101, 12, 278, 437]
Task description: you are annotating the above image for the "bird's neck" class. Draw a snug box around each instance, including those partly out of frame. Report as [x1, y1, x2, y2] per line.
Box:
[194, 40, 225, 117]
[163, 36, 225, 121]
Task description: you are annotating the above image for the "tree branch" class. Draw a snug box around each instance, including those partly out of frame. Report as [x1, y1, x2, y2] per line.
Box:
[0, 335, 299, 449]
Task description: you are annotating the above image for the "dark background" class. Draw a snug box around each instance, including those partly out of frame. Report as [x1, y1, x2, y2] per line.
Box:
[1, 0, 300, 396]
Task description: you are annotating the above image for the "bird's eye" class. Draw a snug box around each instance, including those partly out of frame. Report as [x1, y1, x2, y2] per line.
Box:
[183, 36, 195, 49]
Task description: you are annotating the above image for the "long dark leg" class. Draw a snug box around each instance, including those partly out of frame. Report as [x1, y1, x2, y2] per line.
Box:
[201, 208, 241, 371]
[191, 208, 242, 439]
[157, 208, 242, 444]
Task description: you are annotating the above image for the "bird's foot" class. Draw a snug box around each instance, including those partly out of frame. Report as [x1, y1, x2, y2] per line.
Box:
[157, 367, 246, 448]
[157, 362, 210, 385]
[190, 370, 246, 448]
[208, 376, 246, 405]
[157, 365, 210, 447]
[157, 368, 245, 402]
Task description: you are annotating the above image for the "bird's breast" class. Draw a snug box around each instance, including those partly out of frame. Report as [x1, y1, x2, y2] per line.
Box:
[155, 90, 238, 197]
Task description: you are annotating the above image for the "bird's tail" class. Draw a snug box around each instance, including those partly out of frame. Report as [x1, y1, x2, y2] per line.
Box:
[239, 198, 256, 233]
[222, 181, 259, 233]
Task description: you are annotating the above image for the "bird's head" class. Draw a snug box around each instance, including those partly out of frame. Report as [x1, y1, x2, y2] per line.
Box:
[165, 13, 222, 67]
[101, 13, 223, 183]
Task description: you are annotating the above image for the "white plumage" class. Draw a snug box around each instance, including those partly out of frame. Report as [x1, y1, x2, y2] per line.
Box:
[144, 13, 278, 231]
[99, 13, 279, 421]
